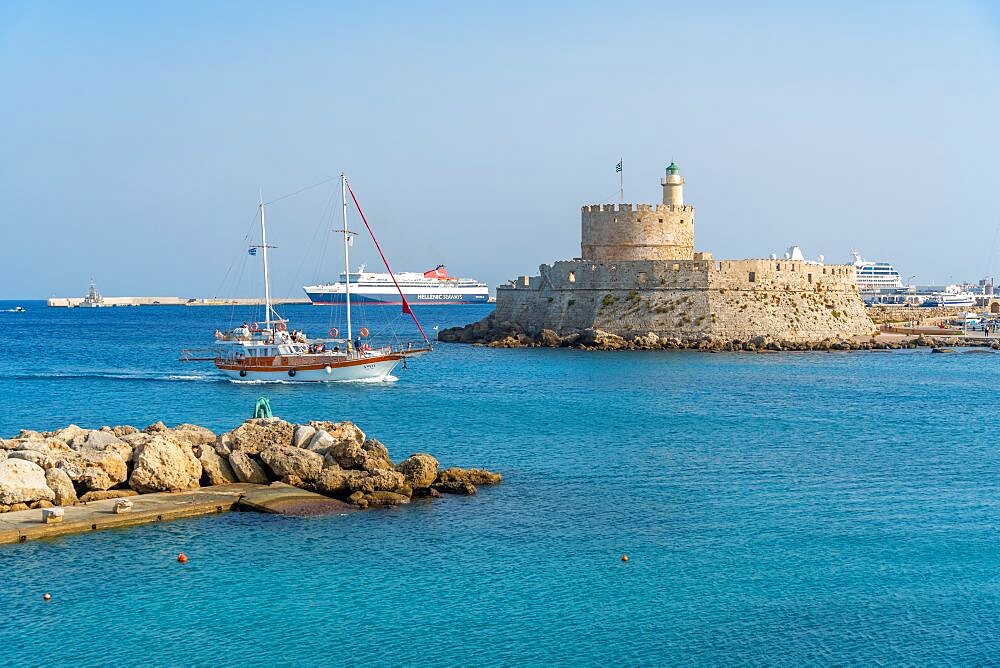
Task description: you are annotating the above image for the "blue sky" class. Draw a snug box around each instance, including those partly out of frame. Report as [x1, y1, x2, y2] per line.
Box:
[2, 1, 999, 298]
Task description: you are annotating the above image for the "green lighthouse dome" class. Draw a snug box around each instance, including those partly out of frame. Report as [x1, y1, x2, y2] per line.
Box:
[666, 162, 680, 175]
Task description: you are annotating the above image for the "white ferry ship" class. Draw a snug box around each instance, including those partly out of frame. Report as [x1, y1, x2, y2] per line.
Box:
[304, 265, 489, 305]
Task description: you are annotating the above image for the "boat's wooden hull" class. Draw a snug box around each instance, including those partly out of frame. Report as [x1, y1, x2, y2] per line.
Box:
[215, 354, 402, 382]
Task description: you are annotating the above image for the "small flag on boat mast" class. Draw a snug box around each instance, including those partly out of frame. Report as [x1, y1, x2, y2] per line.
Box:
[248, 247, 257, 256]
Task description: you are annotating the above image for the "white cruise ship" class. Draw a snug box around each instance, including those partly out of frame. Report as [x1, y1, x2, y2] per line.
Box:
[852, 252, 904, 292]
[304, 265, 490, 305]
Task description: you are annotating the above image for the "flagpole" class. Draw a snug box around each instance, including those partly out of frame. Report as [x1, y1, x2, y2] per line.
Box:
[619, 157, 624, 203]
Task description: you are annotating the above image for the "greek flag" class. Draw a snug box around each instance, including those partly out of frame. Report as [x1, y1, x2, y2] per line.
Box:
[248, 247, 257, 256]
[616, 161, 622, 173]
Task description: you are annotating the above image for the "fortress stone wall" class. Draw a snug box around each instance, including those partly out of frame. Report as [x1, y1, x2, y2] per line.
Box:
[444, 164, 875, 347]
[495, 258, 871, 342]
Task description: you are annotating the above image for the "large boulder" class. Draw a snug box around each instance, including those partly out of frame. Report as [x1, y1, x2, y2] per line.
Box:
[7, 449, 55, 470]
[121, 432, 152, 447]
[224, 418, 294, 454]
[327, 438, 394, 472]
[53, 424, 87, 445]
[0, 459, 55, 505]
[306, 430, 336, 454]
[17, 439, 71, 455]
[346, 469, 406, 495]
[395, 453, 439, 489]
[45, 468, 77, 506]
[292, 425, 316, 449]
[111, 425, 139, 438]
[170, 424, 217, 448]
[194, 444, 238, 486]
[56, 450, 129, 492]
[432, 481, 477, 495]
[363, 491, 410, 507]
[308, 421, 365, 450]
[128, 436, 202, 493]
[313, 466, 365, 497]
[436, 467, 502, 486]
[228, 451, 269, 484]
[259, 445, 324, 482]
[75, 431, 132, 463]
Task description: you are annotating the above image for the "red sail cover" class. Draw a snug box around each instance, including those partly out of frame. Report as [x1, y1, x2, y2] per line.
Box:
[346, 181, 428, 341]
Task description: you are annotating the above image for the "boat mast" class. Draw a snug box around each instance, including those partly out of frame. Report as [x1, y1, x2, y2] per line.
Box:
[341, 174, 353, 343]
[260, 191, 273, 329]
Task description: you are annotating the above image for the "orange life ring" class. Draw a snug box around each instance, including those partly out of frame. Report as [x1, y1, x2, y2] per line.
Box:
[359, 327, 369, 338]
[328, 327, 339, 338]
[275, 321, 287, 332]
[248, 322, 259, 332]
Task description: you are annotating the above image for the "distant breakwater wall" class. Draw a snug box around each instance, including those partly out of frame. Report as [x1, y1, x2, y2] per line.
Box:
[0, 419, 501, 513]
[47, 297, 310, 307]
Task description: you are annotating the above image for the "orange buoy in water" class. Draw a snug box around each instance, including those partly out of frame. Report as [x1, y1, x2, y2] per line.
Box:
[621, 554, 629, 562]
[43, 593, 51, 601]
[177, 553, 188, 563]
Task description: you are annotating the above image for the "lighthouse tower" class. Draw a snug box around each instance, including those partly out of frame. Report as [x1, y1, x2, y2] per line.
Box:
[661, 162, 684, 206]
[580, 165, 695, 262]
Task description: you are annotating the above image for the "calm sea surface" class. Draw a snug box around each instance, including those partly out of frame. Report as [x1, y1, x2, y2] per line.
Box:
[1, 300, 999, 665]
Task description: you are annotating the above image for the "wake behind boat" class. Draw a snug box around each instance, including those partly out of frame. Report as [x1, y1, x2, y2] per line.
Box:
[181, 174, 431, 383]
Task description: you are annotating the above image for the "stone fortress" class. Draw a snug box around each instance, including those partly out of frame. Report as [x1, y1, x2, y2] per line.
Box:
[441, 163, 876, 349]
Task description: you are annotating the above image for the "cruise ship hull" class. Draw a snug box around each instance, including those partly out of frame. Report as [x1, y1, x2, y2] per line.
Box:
[305, 288, 489, 305]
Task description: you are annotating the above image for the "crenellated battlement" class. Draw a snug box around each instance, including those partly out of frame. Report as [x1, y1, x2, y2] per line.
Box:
[582, 203, 695, 214]
[581, 200, 695, 262]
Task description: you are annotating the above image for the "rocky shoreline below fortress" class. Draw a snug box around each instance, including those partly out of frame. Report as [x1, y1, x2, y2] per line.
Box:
[0, 418, 500, 514]
[440, 312, 999, 352]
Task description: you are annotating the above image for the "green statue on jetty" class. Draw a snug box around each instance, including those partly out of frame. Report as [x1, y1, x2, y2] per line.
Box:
[253, 397, 272, 419]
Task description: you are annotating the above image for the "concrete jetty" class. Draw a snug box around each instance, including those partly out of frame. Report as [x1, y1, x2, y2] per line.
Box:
[0, 482, 344, 545]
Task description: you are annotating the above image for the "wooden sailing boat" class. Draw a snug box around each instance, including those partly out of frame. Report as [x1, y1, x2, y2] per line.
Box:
[182, 174, 430, 382]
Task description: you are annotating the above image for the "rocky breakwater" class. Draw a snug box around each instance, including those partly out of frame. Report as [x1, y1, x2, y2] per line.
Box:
[439, 312, 1000, 352]
[0, 419, 501, 513]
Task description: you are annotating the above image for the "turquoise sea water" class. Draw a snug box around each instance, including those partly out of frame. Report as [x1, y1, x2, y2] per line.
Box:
[2, 300, 1000, 665]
